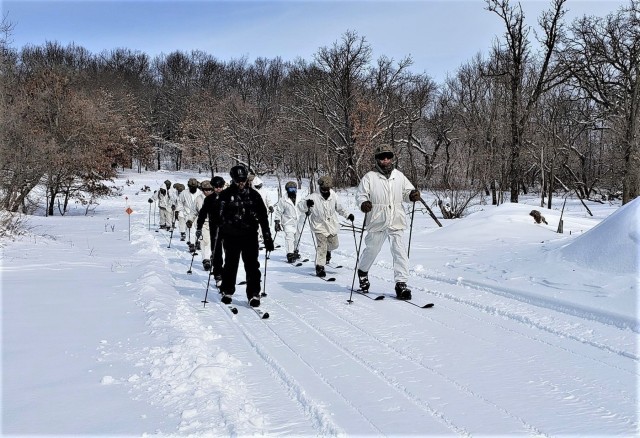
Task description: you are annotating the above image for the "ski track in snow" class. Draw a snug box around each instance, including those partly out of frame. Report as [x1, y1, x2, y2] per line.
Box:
[327, 246, 637, 356]
[293, 243, 638, 434]
[266, 291, 538, 435]
[118, 219, 638, 436]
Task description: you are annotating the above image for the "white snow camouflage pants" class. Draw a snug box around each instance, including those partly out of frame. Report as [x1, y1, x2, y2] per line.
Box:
[159, 207, 172, 228]
[282, 227, 300, 256]
[314, 233, 339, 267]
[358, 228, 409, 283]
[200, 221, 211, 262]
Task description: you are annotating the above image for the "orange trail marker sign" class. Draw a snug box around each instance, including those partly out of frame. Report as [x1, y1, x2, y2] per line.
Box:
[126, 207, 133, 240]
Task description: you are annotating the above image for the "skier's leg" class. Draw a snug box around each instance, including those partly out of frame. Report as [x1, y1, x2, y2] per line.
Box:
[388, 229, 409, 283]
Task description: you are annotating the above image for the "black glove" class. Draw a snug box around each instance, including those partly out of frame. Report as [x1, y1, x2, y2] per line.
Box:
[274, 220, 282, 232]
[186, 220, 193, 229]
[268, 206, 274, 213]
[306, 199, 314, 208]
[195, 229, 202, 239]
[360, 201, 372, 213]
[263, 235, 275, 252]
[347, 214, 355, 222]
[171, 205, 176, 211]
[409, 189, 421, 202]
[148, 198, 153, 203]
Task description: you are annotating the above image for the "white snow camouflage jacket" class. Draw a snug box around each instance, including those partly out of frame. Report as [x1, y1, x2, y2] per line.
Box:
[153, 187, 176, 209]
[177, 190, 200, 221]
[298, 190, 351, 237]
[356, 168, 415, 232]
[273, 195, 302, 232]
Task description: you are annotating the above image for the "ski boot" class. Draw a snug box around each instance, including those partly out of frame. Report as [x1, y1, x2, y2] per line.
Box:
[293, 249, 301, 260]
[195, 240, 201, 251]
[249, 295, 261, 308]
[325, 251, 331, 265]
[220, 291, 234, 304]
[315, 265, 326, 278]
[357, 269, 370, 292]
[180, 232, 186, 242]
[286, 253, 296, 264]
[395, 282, 412, 300]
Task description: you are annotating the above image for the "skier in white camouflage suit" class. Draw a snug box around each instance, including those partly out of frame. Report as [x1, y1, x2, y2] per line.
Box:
[195, 180, 214, 271]
[172, 183, 185, 237]
[273, 181, 303, 263]
[176, 178, 200, 244]
[249, 175, 274, 244]
[150, 179, 173, 230]
[355, 144, 421, 300]
[298, 176, 354, 278]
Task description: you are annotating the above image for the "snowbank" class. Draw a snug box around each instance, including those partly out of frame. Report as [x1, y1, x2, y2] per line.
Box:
[559, 197, 640, 274]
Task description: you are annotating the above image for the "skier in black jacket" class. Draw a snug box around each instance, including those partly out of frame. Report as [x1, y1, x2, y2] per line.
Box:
[211, 165, 274, 307]
[196, 176, 226, 283]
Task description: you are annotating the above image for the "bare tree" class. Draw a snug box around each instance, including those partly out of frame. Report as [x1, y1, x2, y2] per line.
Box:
[560, 0, 639, 204]
[486, 0, 568, 202]
[287, 31, 372, 186]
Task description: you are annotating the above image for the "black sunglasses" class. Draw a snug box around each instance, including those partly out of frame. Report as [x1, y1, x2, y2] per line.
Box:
[376, 152, 394, 160]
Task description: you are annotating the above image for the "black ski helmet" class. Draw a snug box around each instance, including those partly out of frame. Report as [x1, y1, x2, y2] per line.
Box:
[229, 165, 249, 183]
[211, 176, 225, 188]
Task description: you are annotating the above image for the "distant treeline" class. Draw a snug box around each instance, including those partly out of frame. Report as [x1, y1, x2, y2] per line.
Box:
[1, 0, 638, 218]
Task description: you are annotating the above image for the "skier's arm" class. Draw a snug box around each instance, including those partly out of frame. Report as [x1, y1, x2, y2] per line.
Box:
[196, 196, 209, 230]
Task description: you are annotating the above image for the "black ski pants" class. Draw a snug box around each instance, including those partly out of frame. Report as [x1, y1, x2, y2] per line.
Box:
[220, 231, 261, 299]
[208, 226, 225, 277]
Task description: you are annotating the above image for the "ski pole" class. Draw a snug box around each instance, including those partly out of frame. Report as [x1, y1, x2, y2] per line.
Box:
[202, 272, 213, 307]
[167, 214, 177, 248]
[186, 220, 193, 245]
[262, 248, 269, 297]
[148, 201, 152, 231]
[348, 213, 367, 304]
[187, 235, 203, 274]
[294, 210, 310, 254]
[202, 228, 220, 307]
[407, 201, 416, 258]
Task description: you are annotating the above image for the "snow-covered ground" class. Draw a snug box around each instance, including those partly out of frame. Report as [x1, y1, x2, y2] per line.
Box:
[2, 169, 638, 436]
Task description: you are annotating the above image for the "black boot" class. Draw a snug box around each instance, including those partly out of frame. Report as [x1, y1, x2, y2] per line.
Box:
[286, 253, 295, 263]
[315, 265, 326, 278]
[395, 282, 412, 300]
[325, 251, 331, 265]
[249, 295, 261, 307]
[180, 232, 186, 241]
[357, 269, 370, 292]
[293, 249, 301, 260]
[220, 291, 234, 304]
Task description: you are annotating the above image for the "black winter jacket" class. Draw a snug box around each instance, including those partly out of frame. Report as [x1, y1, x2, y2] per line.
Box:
[211, 183, 271, 238]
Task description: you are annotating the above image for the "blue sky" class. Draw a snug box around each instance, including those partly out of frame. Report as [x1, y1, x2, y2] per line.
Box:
[3, 0, 626, 82]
